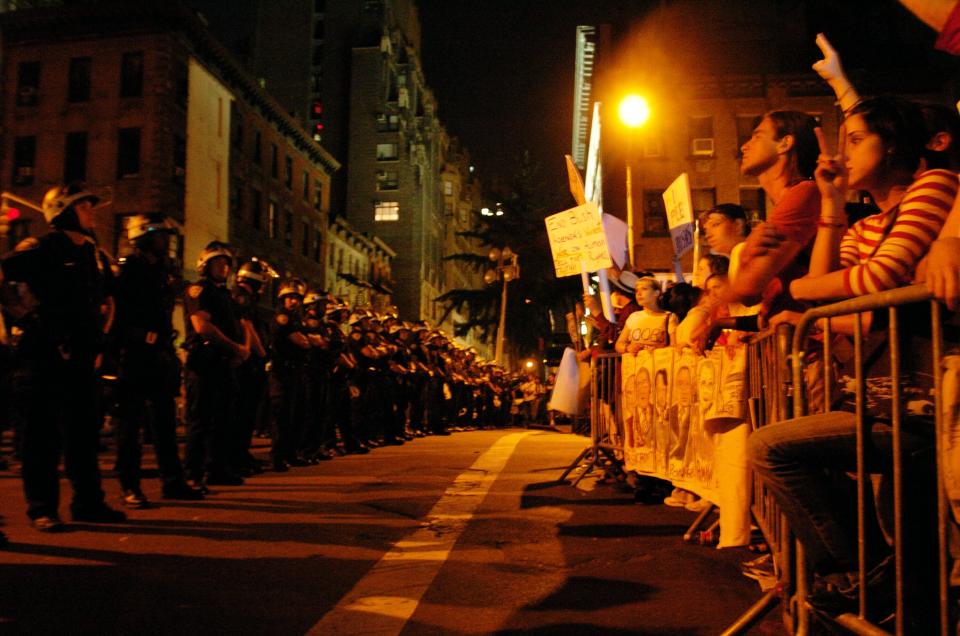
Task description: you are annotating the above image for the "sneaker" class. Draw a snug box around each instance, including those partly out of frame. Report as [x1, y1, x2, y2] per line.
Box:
[685, 498, 713, 512]
[664, 488, 695, 507]
[189, 479, 211, 495]
[272, 460, 290, 473]
[121, 489, 150, 509]
[71, 505, 127, 524]
[31, 515, 66, 532]
[162, 481, 205, 500]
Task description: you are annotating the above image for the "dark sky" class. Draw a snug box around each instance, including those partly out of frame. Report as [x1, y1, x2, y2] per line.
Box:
[416, 0, 950, 191]
[417, 1, 655, 190]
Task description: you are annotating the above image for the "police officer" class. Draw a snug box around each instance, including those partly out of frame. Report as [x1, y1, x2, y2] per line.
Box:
[300, 288, 335, 462]
[1, 183, 126, 530]
[269, 278, 311, 471]
[112, 214, 203, 507]
[232, 258, 276, 475]
[183, 241, 249, 487]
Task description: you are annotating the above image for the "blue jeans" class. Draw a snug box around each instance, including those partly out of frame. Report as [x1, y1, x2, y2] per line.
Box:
[748, 411, 936, 576]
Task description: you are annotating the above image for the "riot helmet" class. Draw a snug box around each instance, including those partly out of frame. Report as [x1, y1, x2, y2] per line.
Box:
[237, 258, 279, 292]
[42, 183, 100, 232]
[277, 277, 307, 300]
[197, 241, 234, 279]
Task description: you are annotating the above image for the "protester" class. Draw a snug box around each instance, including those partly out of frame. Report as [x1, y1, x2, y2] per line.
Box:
[615, 277, 677, 354]
[728, 111, 821, 314]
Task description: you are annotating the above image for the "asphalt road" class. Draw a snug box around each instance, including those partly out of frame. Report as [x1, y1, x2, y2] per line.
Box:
[0, 428, 781, 635]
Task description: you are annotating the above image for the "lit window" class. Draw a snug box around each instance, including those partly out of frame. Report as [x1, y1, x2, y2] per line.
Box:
[376, 143, 398, 161]
[375, 201, 399, 221]
[443, 180, 453, 196]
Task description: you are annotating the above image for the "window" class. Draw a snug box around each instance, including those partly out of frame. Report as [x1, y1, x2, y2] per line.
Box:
[376, 113, 399, 132]
[302, 171, 310, 200]
[691, 188, 716, 214]
[284, 210, 293, 247]
[689, 116, 714, 156]
[285, 155, 293, 189]
[443, 180, 453, 196]
[375, 201, 399, 221]
[16, 61, 40, 106]
[739, 187, 767, 222]
[643, 137, 664, 158]
[120, 52, 143, 98]
[735, 115, 760, 158]
[312, 45, 323, 65]
[268, 201, 277, 238]
[376, 143, 398, 161]
[270, 143, 278, 178]
[251, 188, 262, 229]
[314, 229, 323, 262]
[117, 127, 141, 178]
[314, 19, 325, 40]
[643, 189, 668, 236]
[13, 136, 36, 185]
[314, 180, 323, 212]
[253, 129, 262, 165]
[64, 131, 88, 182]
[376, 170, 398, 191]
[67, 57, 91, 102]
[173, 135, 186, 179]
[314, 0, 325, 12]
[302, 220, 310, 256]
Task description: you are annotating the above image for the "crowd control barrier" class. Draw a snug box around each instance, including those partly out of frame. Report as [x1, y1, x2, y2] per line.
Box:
[782, 285, 957, 636]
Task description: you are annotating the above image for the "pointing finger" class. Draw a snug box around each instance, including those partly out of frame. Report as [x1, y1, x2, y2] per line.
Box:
[815, 32, 835, 57]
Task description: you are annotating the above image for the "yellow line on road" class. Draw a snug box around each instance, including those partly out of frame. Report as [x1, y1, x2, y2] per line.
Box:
[305, 431, 530, 636]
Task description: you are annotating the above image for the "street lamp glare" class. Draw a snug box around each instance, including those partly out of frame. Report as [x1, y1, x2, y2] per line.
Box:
[619, 95, 650, 128]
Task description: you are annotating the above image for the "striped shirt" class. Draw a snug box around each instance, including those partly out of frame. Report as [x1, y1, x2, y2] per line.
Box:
[839, 169, 957, 296]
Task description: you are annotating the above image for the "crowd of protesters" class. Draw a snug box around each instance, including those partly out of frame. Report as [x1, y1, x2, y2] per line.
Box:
[574, 20, 960, 630]
[0, 198, 525, 542]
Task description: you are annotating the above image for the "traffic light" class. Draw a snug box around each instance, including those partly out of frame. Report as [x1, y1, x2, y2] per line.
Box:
[311, 101, 323, 119]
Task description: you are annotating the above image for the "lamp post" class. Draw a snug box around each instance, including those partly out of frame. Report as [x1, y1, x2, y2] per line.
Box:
[618, 94, 651, 267]
[484, 246, 519, 365]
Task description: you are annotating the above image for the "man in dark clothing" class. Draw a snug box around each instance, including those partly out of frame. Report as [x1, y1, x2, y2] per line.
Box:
[232, 258, 275, 475]
[112, 214, 203, 507]
[269, 278, 311, 471]
[183, 241, 249, 488]
[1, 183, 126, 531]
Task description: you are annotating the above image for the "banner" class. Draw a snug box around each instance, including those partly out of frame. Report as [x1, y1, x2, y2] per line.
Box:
[662, 173, 695, 258]
[621, 345, 750, 547]
[545, 202, 612, 277]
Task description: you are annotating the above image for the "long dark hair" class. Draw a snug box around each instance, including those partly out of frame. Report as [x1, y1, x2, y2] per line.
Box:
[849, 96, 927, 178]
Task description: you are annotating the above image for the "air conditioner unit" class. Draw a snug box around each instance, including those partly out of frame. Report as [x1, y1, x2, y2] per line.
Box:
[691, 138, 714, 156]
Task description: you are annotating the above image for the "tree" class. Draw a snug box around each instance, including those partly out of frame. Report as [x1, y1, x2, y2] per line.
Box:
[437, 151, 580, 361]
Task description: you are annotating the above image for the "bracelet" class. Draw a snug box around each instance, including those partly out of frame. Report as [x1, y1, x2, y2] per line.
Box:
[818, 219, 846, 229]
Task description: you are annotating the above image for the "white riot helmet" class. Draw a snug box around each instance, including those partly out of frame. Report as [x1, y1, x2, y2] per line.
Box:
[41, 184, 99, 225]
[127, 213, 173, 242]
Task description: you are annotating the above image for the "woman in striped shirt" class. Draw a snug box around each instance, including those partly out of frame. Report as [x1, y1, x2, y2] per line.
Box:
[789, 96, 957, 302]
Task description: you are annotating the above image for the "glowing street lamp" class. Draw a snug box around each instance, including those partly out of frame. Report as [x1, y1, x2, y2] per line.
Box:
[618, 94, 651, 266]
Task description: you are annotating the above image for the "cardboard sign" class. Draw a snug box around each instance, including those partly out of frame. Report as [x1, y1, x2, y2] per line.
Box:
[545, 202, 612, 278]
[662, 173, 695, 258]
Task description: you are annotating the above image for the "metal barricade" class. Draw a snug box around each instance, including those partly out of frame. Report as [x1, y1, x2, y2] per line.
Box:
[558, 352, 625, 485]
[787, 285, 955, 635]
[723, 325, 798, 636]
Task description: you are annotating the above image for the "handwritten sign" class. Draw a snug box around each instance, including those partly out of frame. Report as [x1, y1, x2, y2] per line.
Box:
[663, 173, 695, 258]
[545, 202, 612, 277]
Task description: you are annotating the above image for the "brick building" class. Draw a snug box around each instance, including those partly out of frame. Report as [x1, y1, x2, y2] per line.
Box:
[0, 0, 339, 291]
[326, 215, 395, 312]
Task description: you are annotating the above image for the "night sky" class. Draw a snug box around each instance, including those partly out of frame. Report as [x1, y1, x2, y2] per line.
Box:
[417, 0, 951, 191]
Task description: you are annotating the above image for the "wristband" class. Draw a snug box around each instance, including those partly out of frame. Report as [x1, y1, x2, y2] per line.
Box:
[818, 219, 846, 229]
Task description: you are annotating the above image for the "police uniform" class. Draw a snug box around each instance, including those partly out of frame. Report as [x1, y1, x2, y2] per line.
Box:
[183, 275, 244, 485]
[232, 282, 270, 473]
[269, 298, 309, 470]
[2, 209, 123, 525]
[112, 246, 199, 501]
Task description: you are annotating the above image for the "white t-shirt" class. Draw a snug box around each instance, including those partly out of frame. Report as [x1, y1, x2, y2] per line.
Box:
[621, 309, 675, 349]
[727, 241, 761, 317]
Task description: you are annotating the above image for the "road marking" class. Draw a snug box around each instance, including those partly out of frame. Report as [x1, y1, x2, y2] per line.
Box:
[306, 431, 530, 636]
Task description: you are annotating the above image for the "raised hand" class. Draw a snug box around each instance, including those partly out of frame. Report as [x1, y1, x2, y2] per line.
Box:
[812, 33, 844, 84]
[813, 126, 848, 205]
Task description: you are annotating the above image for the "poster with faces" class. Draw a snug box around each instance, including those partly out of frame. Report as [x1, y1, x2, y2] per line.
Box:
[653, 347, 674, 476]
[621, 350, 657, 474]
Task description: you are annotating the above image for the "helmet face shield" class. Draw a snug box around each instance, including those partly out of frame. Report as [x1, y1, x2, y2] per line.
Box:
[237, 258, 279, 285]
[196, 241, 235, 276]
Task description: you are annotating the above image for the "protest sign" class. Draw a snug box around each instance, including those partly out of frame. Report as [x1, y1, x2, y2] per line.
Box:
[545, 202, 612, 278]
[620, 344, 750, 547]
[662, 173, 695, 258]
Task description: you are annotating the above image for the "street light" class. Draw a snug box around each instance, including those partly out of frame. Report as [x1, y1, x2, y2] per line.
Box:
[619, 94, 651, 267]
[485, 246, 519, 365]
